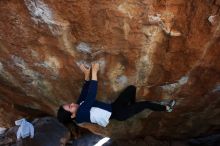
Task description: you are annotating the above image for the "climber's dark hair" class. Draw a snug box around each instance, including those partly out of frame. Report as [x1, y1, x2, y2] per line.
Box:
[57, 105, 80, 138]
[57, 105, 73, 125]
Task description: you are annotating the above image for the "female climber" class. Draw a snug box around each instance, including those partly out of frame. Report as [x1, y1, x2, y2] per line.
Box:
[57, 63, 176, 127]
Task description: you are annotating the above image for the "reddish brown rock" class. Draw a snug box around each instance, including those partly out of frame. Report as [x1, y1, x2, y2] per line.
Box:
[0, 0, 220, 140]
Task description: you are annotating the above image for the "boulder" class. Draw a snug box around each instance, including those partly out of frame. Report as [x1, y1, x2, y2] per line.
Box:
[0, 0, 220, 141]
[0, 117, 70, 146]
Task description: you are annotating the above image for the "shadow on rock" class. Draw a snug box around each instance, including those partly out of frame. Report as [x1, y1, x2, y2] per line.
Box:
[0, 117, 70, 146]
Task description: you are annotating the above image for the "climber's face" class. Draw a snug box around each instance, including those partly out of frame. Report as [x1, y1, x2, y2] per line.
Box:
[63, 103, 79, 117]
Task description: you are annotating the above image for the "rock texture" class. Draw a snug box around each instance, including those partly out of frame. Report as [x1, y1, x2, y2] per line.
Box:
[0, 0, 220, 141]
[0, 117, 70, 146]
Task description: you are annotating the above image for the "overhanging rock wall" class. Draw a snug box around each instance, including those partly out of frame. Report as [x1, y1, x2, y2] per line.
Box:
[0, 0, 220, 139]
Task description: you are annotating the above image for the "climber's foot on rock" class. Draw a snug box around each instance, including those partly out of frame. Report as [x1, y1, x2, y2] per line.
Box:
[166, 99, 176, 112]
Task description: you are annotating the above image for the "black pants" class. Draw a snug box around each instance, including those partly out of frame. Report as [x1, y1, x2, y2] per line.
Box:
[110, 85, 166, 121]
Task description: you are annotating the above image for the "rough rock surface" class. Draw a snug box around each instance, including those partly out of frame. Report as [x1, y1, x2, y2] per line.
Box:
[0, 0, 220, 140]
[0, 117, 70, 146]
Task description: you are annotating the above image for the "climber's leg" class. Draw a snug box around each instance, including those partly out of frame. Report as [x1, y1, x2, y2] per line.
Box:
[111, 101, 166, 121]
[111, 85, 136, 108]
